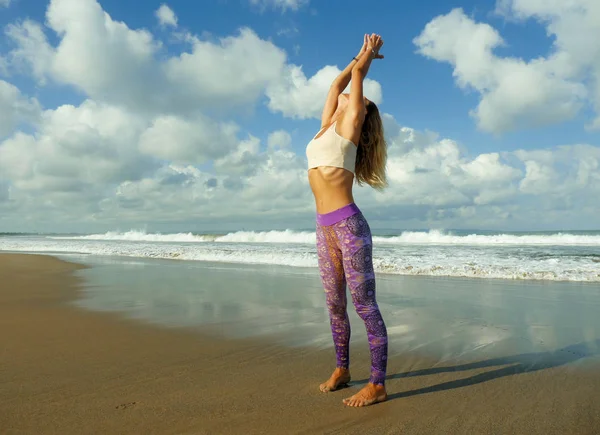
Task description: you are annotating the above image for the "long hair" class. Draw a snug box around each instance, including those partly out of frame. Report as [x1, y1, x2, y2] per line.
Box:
[355, 102, 388, 190]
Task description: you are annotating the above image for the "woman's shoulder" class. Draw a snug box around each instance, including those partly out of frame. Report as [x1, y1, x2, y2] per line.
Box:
[334, 113, 362, 146]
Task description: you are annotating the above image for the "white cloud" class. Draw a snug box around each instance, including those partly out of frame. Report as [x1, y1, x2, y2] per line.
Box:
[139, 115, 240, 164]
[4, 20, 55, 84]
[164, 28, 287, 110]
[95, 135, 311, 224]
[4, 0, 288, 114]
[5, 6, 159, 104]
[0, 100, 154, 201]
[267, 130, 292, 150]
[0, 80, 41, 138]
[214, 136, 262, 176]
[155, 4, 178, 28]
[495, 0, 600, 130]
[0, 93, 313, 226]
[249, 0, 309, 12]
[414, 5, 599, 133]
[267, 64, 383, 119]
[353, 114, 600, 228]
[1, 94, 599, 230]
[3, 0, 380, 122]
[0, 0, 11, 8]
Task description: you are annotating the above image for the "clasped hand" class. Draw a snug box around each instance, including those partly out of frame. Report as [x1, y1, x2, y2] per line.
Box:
[358, 33, 384, 59]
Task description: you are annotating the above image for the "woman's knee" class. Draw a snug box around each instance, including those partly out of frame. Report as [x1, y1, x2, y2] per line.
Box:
[326, 292, 348, 316]
[353, 303, 380, 320]
[328, 303, 347, 318]
[349, 279, 378, 309]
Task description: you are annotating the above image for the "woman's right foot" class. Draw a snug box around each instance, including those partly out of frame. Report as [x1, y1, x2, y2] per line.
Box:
[319, 367, 351, 392]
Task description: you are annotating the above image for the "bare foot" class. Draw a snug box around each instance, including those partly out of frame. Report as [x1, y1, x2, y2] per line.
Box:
[319, 367, 351, 392]
[343, 383, 387, 407]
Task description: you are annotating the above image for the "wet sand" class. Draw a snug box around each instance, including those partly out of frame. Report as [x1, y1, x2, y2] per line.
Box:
[1, 253, 600, 434]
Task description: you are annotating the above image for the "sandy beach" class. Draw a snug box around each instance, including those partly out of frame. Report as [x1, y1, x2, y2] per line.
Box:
[1, 253, 600, 435]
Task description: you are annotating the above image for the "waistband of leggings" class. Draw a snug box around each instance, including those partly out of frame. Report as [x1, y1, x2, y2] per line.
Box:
[316, 203, 360, 227]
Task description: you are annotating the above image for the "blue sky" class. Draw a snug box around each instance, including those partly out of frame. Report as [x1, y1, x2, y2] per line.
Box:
[0, 0, 599, 233]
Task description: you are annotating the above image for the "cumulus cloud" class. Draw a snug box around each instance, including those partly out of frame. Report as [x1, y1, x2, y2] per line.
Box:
[4, 21, 55, 84]
[164, 28, 287, 110]
[3, 93, 598, 231]
[180, 114, 598, 229]
[267, 130, 292, 150]
[0, 80, 41, 138]
[339, 114, 600, 229]
[95, 136, 311, 225]
[155, 4, 178, 28]
[495, 0, 600, 130]
[0, 101, 154, 200]
[139, 115, 240, 165]
[0, 95, 312, 228]
[214, 136, 262, 177]
[4, 0, 288, 114]
[2, 0, 381, 121]
[249, 0, 309, 12]
[414, 4, 600, 133]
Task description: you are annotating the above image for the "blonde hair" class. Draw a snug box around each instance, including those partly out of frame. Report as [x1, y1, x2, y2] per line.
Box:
[355, 102, 388, 190]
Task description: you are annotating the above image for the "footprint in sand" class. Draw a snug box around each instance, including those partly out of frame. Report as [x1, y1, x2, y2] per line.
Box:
[115, 402, 137, 410]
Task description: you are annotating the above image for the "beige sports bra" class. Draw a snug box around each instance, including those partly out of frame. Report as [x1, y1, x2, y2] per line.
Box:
[305, 121, 358, 174]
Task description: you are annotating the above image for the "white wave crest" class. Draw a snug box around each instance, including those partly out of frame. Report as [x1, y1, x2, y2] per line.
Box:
[1, 236, 599, 282]
[53, 229, 600, 246]
[215, 230, 315, 244]
[53, 230, 213, 243]
[373, 230, 600, 246]
[54, 229, 315, 244]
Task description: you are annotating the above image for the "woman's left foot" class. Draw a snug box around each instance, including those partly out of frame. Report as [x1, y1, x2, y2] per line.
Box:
[342, 383, 387, 407]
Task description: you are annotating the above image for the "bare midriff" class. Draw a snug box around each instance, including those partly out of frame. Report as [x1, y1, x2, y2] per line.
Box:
[308, 166, 355, 214]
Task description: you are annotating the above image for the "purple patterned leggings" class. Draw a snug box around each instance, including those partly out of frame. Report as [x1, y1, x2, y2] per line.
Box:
[316, 203, 388, 385]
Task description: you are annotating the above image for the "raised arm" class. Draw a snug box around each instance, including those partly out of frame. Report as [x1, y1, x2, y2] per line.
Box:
[320, 35, 371, 128]
[347, 34, 384, 125]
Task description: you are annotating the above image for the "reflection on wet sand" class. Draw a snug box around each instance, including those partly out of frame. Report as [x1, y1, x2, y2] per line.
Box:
[72, 255, 600, 365]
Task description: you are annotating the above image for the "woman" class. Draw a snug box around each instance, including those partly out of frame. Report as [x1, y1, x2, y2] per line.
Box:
[306, 34, 388, 407]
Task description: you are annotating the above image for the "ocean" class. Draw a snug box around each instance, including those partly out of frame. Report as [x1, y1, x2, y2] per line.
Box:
[1, 228, 599, 282]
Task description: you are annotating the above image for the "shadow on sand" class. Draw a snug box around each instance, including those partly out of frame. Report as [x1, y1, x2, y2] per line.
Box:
[354, 340, 600, 401]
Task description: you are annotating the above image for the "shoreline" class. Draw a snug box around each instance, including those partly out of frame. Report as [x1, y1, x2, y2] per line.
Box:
[4, 249, 600, 287]
[2, 253, 600, 434]
[3, 230, 600, 284]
